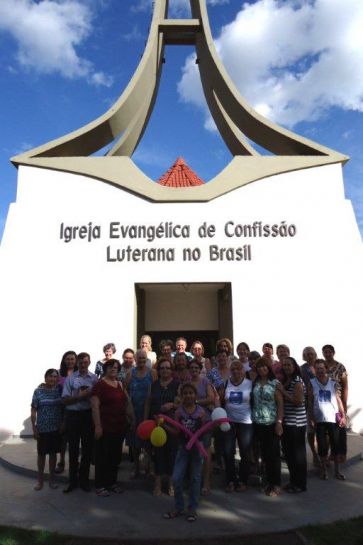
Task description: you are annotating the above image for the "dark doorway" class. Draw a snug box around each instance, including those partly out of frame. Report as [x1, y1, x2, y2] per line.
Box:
[135, 282, 233, 356]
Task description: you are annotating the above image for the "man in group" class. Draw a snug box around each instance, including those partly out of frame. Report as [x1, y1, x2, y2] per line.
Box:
[62, 352, 98, 493]
[172, 337, 193, 361]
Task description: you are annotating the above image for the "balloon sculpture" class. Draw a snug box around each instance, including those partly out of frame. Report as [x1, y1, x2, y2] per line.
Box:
[157, 408, 230, 459]
[136, 410, 230, 457]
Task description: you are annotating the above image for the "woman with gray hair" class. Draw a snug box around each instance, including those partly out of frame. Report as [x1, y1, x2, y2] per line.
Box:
[94, 343, 116, 378]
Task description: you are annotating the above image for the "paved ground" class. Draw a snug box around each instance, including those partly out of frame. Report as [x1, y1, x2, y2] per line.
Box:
[0, 433, 362, 542]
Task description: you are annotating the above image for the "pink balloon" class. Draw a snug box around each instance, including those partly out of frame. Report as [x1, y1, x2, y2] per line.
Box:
[185, 418, 230, 451]
[158, 413, 208, 459]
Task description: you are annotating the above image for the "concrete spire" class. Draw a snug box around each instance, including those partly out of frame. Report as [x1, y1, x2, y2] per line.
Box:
[11, 0, 348, 200]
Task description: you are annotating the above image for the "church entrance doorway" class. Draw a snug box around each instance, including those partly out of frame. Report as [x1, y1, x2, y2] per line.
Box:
[135, 282, 233, 358]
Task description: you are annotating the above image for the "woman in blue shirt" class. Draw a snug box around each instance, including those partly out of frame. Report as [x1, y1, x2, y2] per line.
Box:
[31, 368, 63, 491]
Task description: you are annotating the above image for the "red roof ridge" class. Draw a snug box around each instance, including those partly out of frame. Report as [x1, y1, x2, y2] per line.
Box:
[158, 157, 204, 188]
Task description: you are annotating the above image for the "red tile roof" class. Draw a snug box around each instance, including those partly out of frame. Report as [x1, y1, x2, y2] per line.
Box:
[158, 157, 204, 187]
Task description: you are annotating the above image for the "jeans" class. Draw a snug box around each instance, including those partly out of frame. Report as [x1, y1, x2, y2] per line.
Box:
[254, 423, 281, 487]
[282, 425, 307, 490]
[223, 423, 253, 485]
[65, 409, 94, 487]
[172, 445, 203, 512]
[95, 432, 124, 489]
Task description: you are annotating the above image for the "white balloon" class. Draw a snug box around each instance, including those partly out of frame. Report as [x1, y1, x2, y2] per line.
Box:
[220, 422, 231, 432]
[211, 407, 226, 420]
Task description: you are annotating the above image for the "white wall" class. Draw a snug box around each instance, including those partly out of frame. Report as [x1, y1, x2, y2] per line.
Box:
[0, 163, 362, 434]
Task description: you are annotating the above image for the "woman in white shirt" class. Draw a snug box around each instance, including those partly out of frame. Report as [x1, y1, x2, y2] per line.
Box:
[307, 360, 346, 481]
[221, 359, 253, 492]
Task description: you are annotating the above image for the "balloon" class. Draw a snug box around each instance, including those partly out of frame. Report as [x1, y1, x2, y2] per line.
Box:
[158, 413, 209, 459]
[220, 422, 231, 432]
[211, 408, 230, 431]
[157, 413, 231, 458]
[150, 426, 167, 447]
[186, 418, 230, 451]
[211, 407, 227, 421]
[137, 419, 156, 440]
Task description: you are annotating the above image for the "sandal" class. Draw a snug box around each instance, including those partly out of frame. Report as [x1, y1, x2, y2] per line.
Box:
[291, 486, 306, 493]
[163, 511, 184, 520]
[49, 482, 58, 490]
[186, 512, 197, 523]
[109, 484, 124, 494]
[265, 486, 280, 497]
[96, 487, 110, 497]
[335, 472, 346, 481]
[319, 470, 328, 480]
[284, 484, 306, 493]
[34, 483, 43, 491]
[225, 482, 235, 493]
[168, 485, 175, 497]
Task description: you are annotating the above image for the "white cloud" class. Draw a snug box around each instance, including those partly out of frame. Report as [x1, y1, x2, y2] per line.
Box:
[0, 0, 113, 86]
[133, 146, 173, 169]
[90, 71, 113, 87]
[122, 25, 143, 42]
[132, 0, 228, 16]
[178, 0, 363, 128]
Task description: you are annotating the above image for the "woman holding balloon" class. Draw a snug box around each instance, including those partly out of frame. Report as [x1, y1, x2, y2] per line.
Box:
[144, 358, 179, 496]
[126, 349, 157, 477]
[221, 359, 253, 492]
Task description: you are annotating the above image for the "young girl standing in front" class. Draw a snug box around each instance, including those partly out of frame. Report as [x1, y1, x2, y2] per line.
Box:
[163, 383, 205, 522]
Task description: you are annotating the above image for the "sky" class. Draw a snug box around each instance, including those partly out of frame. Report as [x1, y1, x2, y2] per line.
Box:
[0, 0, 363, 241]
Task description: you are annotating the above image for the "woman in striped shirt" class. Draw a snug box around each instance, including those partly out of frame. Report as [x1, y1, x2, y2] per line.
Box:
[279, 357, 307, 493]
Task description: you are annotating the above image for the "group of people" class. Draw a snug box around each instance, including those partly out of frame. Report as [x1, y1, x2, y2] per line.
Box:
[31, 336, 348, 522]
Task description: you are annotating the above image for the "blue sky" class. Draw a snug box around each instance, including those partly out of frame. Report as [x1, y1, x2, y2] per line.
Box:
[1, 0, 363, 241]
